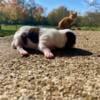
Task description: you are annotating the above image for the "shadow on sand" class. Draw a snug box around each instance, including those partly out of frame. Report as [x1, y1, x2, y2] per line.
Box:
[53, 48, 93, 57]
[25, 48, 93, 57]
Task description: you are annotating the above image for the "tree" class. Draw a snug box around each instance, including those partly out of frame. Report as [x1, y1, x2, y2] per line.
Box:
[32, 6, 45, 25]
[0, 0, 37, 25]
[84, 0, 100, 11]
[0, 0, 28, 25]
[86, 11, 100, 26]
[47, 6, 69, 26]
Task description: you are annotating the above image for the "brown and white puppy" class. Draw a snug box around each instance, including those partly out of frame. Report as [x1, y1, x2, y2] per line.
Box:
[11, 26, 76, 59]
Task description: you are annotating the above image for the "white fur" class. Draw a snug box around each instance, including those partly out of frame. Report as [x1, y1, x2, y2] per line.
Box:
[38, 28, 67, 50]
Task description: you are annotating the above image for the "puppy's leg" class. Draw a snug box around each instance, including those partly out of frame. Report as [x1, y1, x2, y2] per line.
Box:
[42, 48, 54, 59]
[38, 43, 54, 59]
[12, 38, 29, 56]
[17, 46, 29, 56]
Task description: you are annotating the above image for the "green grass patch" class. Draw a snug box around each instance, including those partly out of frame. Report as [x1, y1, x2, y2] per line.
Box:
[0, 24, 100, 37]
[0, 25, 22, 37]
[79, 26, 100, 31]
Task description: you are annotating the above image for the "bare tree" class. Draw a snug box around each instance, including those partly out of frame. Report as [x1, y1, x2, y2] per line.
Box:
[84, 0, 100, 10]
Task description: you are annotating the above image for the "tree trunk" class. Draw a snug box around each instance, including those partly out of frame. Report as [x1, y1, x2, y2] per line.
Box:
[0, 25, 1, 30]
[16, 24, 18, 30]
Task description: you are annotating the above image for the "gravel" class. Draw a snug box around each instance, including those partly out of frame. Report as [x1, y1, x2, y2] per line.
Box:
[0, 30, 100, 100]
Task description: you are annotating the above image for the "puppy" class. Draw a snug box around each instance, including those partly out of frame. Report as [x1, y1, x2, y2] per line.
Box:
[58, 12, 77, 29]
[11, 26, 76, 59]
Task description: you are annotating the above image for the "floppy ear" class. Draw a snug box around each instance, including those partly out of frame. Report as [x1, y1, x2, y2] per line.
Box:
[27, 28, 40, 44]
[64, 31, 76, 49]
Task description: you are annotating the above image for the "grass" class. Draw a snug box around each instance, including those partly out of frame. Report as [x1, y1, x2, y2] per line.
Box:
[80, 26, 100, 31]
[0, 24, 100, 37]
[0, 25, 22, 37]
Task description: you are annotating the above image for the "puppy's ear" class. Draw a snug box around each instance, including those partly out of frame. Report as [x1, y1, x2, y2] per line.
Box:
[27, 28, 40, 44]
[21, 33, 27, 45]
[64, 31, 76, 49]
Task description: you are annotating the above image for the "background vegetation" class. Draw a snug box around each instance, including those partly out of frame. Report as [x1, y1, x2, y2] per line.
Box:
[0, 0, 100, 36]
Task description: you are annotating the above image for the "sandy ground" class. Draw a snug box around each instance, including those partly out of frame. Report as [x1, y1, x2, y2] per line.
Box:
[0, 30, 100, 100]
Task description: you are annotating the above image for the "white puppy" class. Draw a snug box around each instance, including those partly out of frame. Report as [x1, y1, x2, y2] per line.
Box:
[11, 26, 76, 58]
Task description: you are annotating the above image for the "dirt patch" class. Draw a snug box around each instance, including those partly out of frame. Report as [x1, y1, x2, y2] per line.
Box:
[0, 31, 100, 100]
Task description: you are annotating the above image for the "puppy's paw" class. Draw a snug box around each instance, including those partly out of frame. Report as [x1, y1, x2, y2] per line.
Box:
[44, 51, 54, 59]
[45, 52, 54, 59]
[20, 50, 29, 57]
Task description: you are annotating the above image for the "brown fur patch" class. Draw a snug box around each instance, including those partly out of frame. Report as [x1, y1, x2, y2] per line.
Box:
[29, 27, 40, 34]
[28, 27, 40, 43]
[21, 27, 40, 44]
